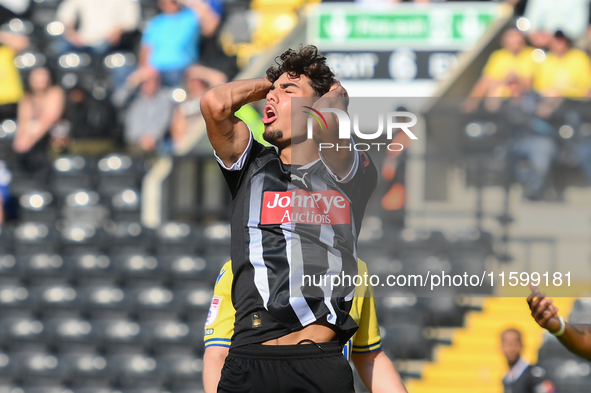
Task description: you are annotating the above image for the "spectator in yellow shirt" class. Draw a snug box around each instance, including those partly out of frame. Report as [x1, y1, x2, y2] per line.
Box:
[0, 31, 28, 121]
[533, 30, 591, 98]
[464, 28, 535, 112]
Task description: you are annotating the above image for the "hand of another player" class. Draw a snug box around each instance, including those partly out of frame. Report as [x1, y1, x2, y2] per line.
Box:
[527, 284, 561, 333]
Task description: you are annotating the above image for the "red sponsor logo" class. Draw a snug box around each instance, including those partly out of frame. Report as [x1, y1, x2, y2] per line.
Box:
[261, 190, 350, 225]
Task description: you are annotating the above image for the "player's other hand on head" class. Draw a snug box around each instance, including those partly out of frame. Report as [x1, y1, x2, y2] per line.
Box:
[326, 79, 349, 107]
[527, 284, 561, 333]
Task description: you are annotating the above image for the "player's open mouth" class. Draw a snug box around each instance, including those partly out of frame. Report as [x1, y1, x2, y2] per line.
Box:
[262, 104, 277, 125]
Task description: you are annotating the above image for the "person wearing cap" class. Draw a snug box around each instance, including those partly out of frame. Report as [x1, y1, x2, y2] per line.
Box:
[532, 31, 591, 98]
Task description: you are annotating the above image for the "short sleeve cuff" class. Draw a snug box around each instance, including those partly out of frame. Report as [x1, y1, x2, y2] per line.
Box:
[320, 138, 359, 184]
[204, 338, 232, 348]
[352, 340, 382, 354]
[214, 132, 253, 171]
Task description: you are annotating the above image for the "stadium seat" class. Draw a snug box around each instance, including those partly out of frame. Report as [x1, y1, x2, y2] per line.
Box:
[51, 156, 94, 197]
[29, 279, 78, 311]
[63, 248, 113, 278]
[19, 252, 67, 278]
[77, 280, 129, 313]
[60, 191, 108, 226]
[138, 314, 191, 347]
[96, 155, 147, 196]
[105, 347, 163, 388]
[173, 283, 213, 321]
[11, 345, 64, 382]
[57, 345, 110, 385]
[108, 189, 141, 222]
[158, 254, 210, 282]
[59, 222, 104, 249]
[18, 191, 57, 222]
[110, 250, 159, 281]
[44, 311, 95, 346]
[382, 323, 434, 360]
[104, 221, 154, 251]
[14, 222, 59, 254]
[0, 311, 44, 347]
[154, 348, 203, 389]
[128, 283, 178, 314]
[154, 222, 202, 255]
[92, 313, 141, 347]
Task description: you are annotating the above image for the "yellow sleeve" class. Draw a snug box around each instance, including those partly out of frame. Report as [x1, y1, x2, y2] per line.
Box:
[351, 261, 382, 354]
[204, 261, 235, 348]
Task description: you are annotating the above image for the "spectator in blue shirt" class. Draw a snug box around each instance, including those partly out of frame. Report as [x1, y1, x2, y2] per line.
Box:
[139, 0, 220, 87]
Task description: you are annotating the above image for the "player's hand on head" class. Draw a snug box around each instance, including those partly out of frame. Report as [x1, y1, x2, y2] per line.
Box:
[326, 79, 349, 107]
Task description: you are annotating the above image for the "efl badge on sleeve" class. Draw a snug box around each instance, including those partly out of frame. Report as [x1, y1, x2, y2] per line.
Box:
[205, 296, 222, 326]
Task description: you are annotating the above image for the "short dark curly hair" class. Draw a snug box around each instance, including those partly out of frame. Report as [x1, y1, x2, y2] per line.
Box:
[266, 45, 334, 97]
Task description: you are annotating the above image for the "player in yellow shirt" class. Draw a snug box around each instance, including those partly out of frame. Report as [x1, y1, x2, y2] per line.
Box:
[533, 30, 591, 98]
[203, 259, 407, 393]
[464, 28, 535, 111]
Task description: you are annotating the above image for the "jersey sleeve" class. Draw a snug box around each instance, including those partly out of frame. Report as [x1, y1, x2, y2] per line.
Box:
[351, 279, 382, 354]
[215, 131, 265, 199]
[204, 261, 235, 349]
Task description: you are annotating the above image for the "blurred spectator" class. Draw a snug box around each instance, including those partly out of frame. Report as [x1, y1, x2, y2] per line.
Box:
[532, 31, 591, 97]
[139, 0, 220, 87]
[500, 329, 554, 393]
[380, 109, 414, 227]
[13, 67, 65, 171]
[0, 0, 30, 25]
[170, 64, 226, 149]
[63, 84, 120, 156]
[489, 73, 557, 200]
[0, 31, 28, 121]
[112, 68, 176, 153]
[54, 0, 140, 56]
[0, 160, 11, 225]
[524, 0, 589, 48]
[464, 28, 534, 112]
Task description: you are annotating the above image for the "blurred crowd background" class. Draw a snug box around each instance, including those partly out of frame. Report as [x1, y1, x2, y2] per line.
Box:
[1, 0, 591, 392]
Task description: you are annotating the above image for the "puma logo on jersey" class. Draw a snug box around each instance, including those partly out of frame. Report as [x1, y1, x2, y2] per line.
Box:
[290, 172, 308, 187]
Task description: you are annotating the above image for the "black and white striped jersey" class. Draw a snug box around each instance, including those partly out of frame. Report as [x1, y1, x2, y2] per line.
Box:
[216, 134, 377, 347]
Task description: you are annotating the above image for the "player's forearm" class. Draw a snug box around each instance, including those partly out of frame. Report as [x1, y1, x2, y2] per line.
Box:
[310, 86, 354, 177]
[201, 78, 271, 124]
[558, 324, 591, 360]
[203, 347, 229, 393]
[352, 351, 408, 393]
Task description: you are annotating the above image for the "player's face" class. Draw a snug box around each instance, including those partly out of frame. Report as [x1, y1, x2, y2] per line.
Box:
[501, 331, 522, 364]
[262, 73, 316, 146]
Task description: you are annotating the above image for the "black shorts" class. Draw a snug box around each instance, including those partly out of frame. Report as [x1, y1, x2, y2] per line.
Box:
[217, 341, 355, 393]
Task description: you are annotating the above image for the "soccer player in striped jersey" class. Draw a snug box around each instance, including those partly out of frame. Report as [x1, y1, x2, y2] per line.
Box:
[203, 260, 408, 393]
[201, 45, 378, 392]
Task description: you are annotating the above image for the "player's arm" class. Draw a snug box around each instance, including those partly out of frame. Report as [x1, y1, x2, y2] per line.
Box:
[527, 285, 591, 360]
[309, 79, 355, 179]
[352, 350, 407, 393]
[203, 346, 229, 393]
[203, 262, 235, 392]
[200, 78, 271, 167]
